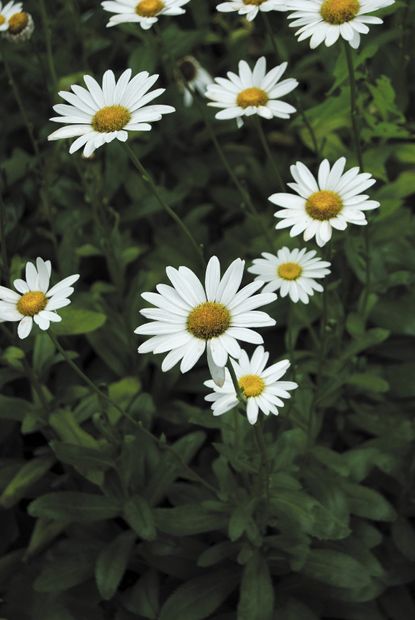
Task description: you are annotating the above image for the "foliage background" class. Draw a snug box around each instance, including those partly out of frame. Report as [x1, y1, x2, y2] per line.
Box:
[0, 0, 415, 618]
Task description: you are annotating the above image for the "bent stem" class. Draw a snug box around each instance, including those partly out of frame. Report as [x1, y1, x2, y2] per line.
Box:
[47, 332, 218, 496]
[124, 143, 205, 267]
[254, 117, 284, 192]
[344, 42, 371, 312]
[192, 93, 276, 248]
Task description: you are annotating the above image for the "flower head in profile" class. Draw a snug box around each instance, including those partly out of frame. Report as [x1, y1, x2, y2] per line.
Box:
[176, 56, 213, 107]
[206, 57, 298, 128]
[286, 0, 395, 49]
[216, 0, 287, 22]
[135, 256, 277, 385]
[249, 248, 331, 303]
[0, 1, 22, 31]
[270, 157, 380, 247]
[48, 69, 175, 157]
[2, 8, 34, 42]
[0, 258, 79, 339]
[101, 0, 191, 30]
[205, 346, 298, 424]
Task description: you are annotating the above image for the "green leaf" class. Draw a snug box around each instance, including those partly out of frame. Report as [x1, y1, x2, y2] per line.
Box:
[155, 505, 227, 536]
[238, 552, 274, 620]
[0, 456, 55, 508]
[124, 495, 156, 541]
[34, 551, 95, 592]
[340, 480, 397, 521]
[301, 549, 372, 589]
[51, 307, 106, 335]
[392, 518, 415, 562]
[123, 570, 160, 618]
[159, 570, 237, 620]
[95, 531, 136, 600]
[29, 492, 121, 522]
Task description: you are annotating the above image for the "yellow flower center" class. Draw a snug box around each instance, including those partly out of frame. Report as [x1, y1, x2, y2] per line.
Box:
[92, 105, 131, 133]
[320, 0, 360, 24]
[278, 262, 302, 281]
[17, 291, 47, 317]
[237, 87, 269, 109]
[306, 190, 343, 221]
[239, 374, 265, 398]
[0, 15, 5, 26]
[135, 0, 164, 17]
[243, 0, 265, 5]
[8, 11, 29, 34]
[187, 302, 231, 340]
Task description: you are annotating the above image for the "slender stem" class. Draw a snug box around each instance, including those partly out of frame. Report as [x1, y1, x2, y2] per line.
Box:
[344, 42, 371, 312]
[287, 311, 297, 383]
[227, 360, 244, 403]
[254, 117, 284, 192]
[262, 13, 283, 61]
[38, 0, 58, 87]
[47, 332, 218, 496]
[294, 94, 321, 157]
[1, 51, 40, 158]
[124, 143, 205, 267]
[192, 92, 276, 248]
[254, 421, 270, 506]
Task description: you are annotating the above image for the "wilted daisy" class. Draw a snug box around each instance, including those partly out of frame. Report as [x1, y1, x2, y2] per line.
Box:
[0, 258, 79, 339]
[216, 0, 287, 22]
[101, 0, 191, 30]
[286, 0, 395, 49]
[249, 248, 331, 303]
[2, 9, 33, 42]
[270, 158, 380, 247]
[176, 56, 213, 107]
[48, 69, 175, 157]
[0, 1, 22, 31]
[135, 256, 277, 385]
[206, 57, 298, 128]
[205, 346, 298, 424]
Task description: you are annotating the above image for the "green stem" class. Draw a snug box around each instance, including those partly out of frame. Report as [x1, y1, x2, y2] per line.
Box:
[0, 191, 8, 281]
[124, 143, 205, 267]
[344, 42, 371, 313]
[227, 360, 244, 403]
[254, 116, 284, 192]
[47, 332, 218, 496]
[254, 421, 270, 506]
[39, 0, 58, 87]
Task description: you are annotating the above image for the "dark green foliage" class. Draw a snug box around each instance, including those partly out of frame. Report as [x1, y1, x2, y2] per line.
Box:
[0, 1, 414, 619]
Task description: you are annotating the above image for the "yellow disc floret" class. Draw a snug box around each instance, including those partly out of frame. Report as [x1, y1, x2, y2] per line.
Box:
[187, 302, 231, 340]
[320, 0, 360, 25]
[278, 262, 302, 281]
[135, 0, 164, 17]
[17, 291, 47, 317]
[0, 15, 5, 26]
[243, 0, 265, 5]
[237, 87, 269, 109]
[306, 190, 343, 221]
[8, 11, 29, 34]
[92, 105, 131, 133]
[239, 374, 265, 398]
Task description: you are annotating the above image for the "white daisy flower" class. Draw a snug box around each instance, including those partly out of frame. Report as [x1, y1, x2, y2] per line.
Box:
[135, 256, 277, 386]
[286, 0, 395, 49]
[2, 9, 34, 42]
[206, 56, 298, 128]
[0, 258, 79, 340]
[0, 1, 22, 31]
[176, 56, 213, 107]
[248, 248, 331, 304]
[270, 157, 380, 247]
[101, 0, 191, 30]
[205, 346, 298, 424]
[48, 69, 175, 158]
[216, 0, 287, 22]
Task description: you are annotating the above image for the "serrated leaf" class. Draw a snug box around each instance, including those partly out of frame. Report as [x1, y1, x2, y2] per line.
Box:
[96, 531, 136, 600]
[124, 495, 156, 541]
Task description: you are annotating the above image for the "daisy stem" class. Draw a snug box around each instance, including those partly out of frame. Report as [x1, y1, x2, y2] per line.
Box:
[0, 191, 9, 282]
[193, 94, 276, 247]
[228, 361, 244, 403]
[124, 143, 205, 267]
[47, 332, 219, 496]
[344, 42, 371, 312]
[254, 116, 284, 192]
[261, 13, 320, 157]
[38, 0, 58, 88]
[254, 421, 270, 506]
